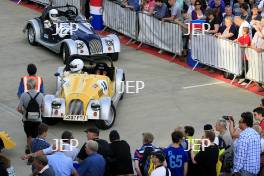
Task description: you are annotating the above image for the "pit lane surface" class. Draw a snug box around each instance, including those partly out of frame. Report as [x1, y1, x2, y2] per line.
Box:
[0, 0, 262, 174]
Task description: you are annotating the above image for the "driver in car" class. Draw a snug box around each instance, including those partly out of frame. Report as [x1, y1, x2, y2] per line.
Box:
[95, 63, 108, 76]
[44, 9, 60, 30]
[65, 59, 84, 75]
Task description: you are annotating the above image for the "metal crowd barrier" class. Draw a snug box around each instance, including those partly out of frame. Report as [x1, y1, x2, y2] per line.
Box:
[191, 32, 243, 77]
[103, 0, 138, 40]
[245, 48, 264, 84]
[29, 0, 49, 5]
[52, 0, 81, 12]
[137, 12, 183, 56]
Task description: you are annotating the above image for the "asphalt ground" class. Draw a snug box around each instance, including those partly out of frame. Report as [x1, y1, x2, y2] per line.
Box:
[0, 0, 262, 175]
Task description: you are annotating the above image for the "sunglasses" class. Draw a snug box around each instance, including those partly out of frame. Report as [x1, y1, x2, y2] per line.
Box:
[195, 4, 201, 5]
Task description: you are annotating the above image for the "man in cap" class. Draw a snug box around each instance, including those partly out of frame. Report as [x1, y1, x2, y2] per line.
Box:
[77, 140, 105, 176]
[77, 127, 111, 176]
[204, 124, 226, 149]
[77, 126, 111, 161]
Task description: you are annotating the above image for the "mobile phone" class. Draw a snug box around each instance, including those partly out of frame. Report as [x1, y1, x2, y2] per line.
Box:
[222, 116, 229, 120]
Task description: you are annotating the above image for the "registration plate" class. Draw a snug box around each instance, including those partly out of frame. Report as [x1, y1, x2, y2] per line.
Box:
[63, 115, 87, 121]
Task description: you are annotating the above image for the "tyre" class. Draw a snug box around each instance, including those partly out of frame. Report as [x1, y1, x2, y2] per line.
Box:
[42, 117, 60, 126]
[27, 25, 37, 46]
[95, 104, 116, 129]
[108, 52, 119, 61]
[120, 73, 125, 100]
[0, 138, 4, 152]
[62, 44, 70, 64]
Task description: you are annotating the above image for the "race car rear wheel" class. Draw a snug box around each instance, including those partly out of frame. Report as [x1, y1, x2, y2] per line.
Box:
[108, 52, 119, 61]
[27, 25, 37, 46]
[96, 104, 116, 130]
[62, 44, 70, 64]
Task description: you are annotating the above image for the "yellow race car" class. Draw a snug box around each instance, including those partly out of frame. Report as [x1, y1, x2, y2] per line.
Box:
[42, 55, 125, 129]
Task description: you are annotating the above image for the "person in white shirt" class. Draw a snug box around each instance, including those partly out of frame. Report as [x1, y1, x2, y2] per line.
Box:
[234, 16, 252, 38]
[150, 151, 171, 176]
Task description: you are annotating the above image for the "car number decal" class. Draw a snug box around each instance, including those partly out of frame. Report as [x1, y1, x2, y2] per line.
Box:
[97, 80, 108, 95]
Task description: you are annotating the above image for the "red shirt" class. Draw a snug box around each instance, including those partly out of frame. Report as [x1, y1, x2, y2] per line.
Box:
[260, 120, 264, 131]
[237, 34, 251, 46]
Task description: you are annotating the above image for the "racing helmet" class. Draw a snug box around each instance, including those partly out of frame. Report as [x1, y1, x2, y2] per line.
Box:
[49, 9, 59, 22]
[69, 59, 84, 72]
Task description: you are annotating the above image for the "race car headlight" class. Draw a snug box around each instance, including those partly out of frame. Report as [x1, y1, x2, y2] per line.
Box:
[76, 41, 85, 49]
[52, 100, 61, 109]
[91, 103, 100, 111]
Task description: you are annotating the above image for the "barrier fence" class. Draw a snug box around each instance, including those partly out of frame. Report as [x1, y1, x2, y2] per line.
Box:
[245, 48, 264, 84]
[29, 0, 49, 5]
[28, 0, 83, 14]
[52, 0, 82, 13]
[191, 32, 243, 77]
[138, 12, 183, 55]
[103, 0, 138, 40]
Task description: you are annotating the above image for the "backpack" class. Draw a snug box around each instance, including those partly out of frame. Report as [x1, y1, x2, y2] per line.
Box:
[25, 92, 41, 121]
[140, 146, 155, 176]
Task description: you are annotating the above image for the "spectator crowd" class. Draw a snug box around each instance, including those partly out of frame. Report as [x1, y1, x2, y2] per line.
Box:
[119, 0, 264, 91]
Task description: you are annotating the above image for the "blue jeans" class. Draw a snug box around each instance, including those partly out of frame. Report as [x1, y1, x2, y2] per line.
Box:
[240, 170, 258, 176]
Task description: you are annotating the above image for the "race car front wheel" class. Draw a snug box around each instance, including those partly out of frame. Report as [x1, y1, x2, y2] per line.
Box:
[96, 104, 116, 130]
[62, 44, 70, 64]
[27, 25, 37, 46]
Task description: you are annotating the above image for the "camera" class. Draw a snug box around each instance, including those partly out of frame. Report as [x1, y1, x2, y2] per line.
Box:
[222, 116, 230, 120]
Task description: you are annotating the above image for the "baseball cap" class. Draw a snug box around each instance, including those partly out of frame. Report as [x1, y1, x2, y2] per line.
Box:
[84, 126, 99, 135]
[151, 151, 165, 162]
[204, 124, 213, 131]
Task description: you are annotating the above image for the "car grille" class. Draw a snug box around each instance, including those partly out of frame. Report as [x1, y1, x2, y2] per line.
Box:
[69, 99, 84, 115]
[89, 39, 103, 55]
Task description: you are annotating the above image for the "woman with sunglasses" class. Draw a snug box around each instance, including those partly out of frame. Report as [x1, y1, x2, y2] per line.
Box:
[191, 0, 206, 20]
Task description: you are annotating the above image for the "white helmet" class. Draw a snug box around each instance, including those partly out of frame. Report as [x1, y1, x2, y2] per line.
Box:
[49, 9, 59, 22]
[69, 59, 84, 72]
